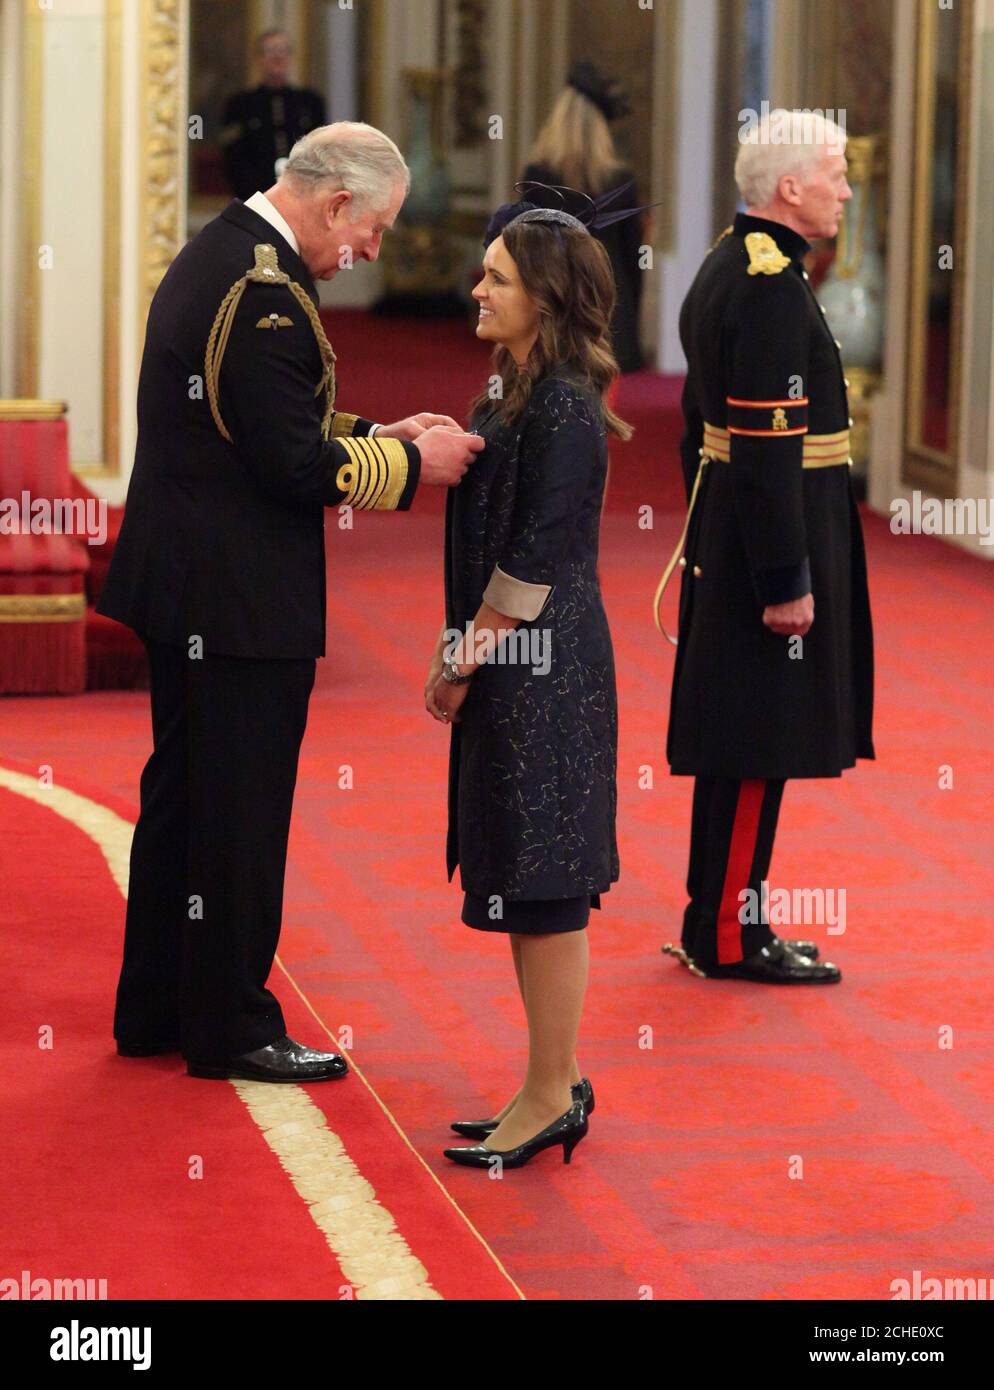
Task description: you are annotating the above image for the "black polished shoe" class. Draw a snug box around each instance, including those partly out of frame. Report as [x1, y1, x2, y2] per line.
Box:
[450, 1077, 595, 1140]
[444, 1100, 588, 1169]
[778, 936, 820, 959]
[186, 1034, 349, 1082]
[702, 939, 840, 984]
[116, 1041, 180, 1057]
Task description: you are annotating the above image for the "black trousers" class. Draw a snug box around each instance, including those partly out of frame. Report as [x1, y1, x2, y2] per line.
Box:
[681, 777, 785, 967]
[114, 638, 315, 1061]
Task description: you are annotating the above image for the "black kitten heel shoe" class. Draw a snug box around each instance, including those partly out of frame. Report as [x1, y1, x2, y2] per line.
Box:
[450, 1077, 594, 1140]
[443, 1100, 588, 1169]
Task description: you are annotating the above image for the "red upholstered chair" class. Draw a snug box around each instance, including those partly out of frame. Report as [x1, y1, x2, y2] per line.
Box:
[0, 401, 90, 694]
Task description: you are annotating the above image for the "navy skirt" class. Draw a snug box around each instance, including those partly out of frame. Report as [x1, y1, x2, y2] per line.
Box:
[462, 892, 602, 935]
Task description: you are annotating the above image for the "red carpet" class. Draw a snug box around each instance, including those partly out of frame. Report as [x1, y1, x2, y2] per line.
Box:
[0, 767, 520, 1300]
[3, 313, 994, 1299]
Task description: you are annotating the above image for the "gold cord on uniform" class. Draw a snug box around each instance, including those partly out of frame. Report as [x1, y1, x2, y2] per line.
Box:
[205, 243, 338, 444]
[203, 243, 410, 511]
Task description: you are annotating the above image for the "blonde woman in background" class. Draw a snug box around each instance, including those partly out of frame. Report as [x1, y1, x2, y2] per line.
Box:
[521, 62, 648, 379]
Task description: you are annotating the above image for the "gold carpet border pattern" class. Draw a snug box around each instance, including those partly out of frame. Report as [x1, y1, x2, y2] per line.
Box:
[232, 1081, 441, 1300]
[0, 761, 528, 1289]
[0, 764, 133, 891]
[0, 763, 461, 1301]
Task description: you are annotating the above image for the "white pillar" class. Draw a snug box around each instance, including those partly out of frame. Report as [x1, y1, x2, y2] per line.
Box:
[656, 0, 717, 373]
[0, 0, 22, 398]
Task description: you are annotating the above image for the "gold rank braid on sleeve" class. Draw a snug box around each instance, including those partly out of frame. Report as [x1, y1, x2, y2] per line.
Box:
[204, 242, 338, 444]
[330, 412, 361, 437]
[335, 434, 410, 511]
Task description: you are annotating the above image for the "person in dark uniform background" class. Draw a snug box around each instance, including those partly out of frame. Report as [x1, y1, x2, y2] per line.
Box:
[219, 28, 326, 201]
[658, 109, 874, 985]
[99, 121, 484, 1082]
[520, 62, 647, 376]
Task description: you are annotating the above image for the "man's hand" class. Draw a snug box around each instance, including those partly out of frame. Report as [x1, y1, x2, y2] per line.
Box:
[415, 425, 485, 487]
[763, 593, 814, 637]
[377, 413, 461, 441]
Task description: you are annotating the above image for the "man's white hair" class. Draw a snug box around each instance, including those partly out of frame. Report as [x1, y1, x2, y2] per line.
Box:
[735, 109, 847, 209]
[282, 120, 410, 214]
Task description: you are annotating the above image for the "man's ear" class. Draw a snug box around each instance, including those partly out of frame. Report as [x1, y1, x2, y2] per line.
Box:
[779, 173, 802, 208]
[325, 189, 352, 226]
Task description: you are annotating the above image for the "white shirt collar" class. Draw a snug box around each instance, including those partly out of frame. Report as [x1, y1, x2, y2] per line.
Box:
[244, 190, 300, 257]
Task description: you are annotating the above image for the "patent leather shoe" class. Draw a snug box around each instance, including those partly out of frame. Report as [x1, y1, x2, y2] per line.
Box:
[187, 1034, 349, 1081]
[703, 939, 840, 983]
[444, 1100, 587, 1169]
[451, 1077, 594, 1140]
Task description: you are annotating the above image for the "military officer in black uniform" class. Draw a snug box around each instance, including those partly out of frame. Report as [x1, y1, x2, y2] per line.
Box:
[219, 29, 326, 201]
[658, 109, 874, 984]
[99, 122, 484, 1079]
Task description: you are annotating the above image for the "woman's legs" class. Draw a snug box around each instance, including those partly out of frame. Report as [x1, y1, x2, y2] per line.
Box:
[485, 928, 589, 1151]
[487, 937, 528, 1123]
[487, 933, 584, 1125]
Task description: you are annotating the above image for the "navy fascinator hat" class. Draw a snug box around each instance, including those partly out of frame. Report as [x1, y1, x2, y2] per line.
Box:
[483, 180, 658, 250]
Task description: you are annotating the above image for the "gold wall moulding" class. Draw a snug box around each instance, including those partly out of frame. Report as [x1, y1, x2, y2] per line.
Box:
[903, 0, 973, 497]
[0, 593, 86, 624]
[139, 0, 186, 328]
[0, 399, 69, 421]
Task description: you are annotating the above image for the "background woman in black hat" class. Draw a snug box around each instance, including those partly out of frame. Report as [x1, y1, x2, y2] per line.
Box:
[425, 194, 633, 1170]
[521, 62, 647, 377]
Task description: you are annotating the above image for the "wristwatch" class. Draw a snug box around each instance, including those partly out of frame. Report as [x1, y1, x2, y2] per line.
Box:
[442, 656, 474, 685]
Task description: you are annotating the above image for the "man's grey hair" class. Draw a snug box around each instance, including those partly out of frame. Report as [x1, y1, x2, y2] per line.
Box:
[282, 121, 410, 215]
[735, 108, 847, 209]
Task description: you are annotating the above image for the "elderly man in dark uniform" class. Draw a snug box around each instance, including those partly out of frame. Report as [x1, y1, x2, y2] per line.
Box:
[658, 109, 874, 984]
[219, 28, 326, 201]
[99, 121, 483, 1079]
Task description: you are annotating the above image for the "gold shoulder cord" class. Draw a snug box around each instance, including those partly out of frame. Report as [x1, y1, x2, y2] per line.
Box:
[204, 243, 338, 443]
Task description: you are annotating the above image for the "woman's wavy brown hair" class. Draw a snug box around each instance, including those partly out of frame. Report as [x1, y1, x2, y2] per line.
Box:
[469, 218, 634, 441]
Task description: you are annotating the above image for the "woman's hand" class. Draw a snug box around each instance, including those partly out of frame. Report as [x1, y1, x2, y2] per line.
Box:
[424, 649, 444, 707]
[428, 673, 470, 724]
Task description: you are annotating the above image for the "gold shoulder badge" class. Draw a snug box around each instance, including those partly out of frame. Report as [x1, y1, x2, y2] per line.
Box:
[256, 312, 294, 330]
[772, 407, 788, 430]
[745, 231, 791, 276]
[245, 243, 290, 286]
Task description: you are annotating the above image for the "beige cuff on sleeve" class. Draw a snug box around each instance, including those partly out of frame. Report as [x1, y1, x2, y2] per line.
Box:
[483, 565, 552, 621]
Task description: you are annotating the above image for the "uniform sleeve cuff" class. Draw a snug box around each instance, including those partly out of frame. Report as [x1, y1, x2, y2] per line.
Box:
[753, 556, 812, 606]
[482, 566, 551, 621]
[397, 440, 420, 509]
[331, 414, 381, 438]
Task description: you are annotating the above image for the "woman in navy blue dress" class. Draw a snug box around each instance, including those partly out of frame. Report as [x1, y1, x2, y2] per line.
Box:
[425, 192, 635, 1169]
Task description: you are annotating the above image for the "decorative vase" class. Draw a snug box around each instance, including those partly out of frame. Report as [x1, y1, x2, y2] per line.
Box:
[818, 134, 886, 371]
[401, 75, 451, 227]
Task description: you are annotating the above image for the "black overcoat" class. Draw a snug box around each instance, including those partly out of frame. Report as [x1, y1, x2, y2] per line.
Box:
[666, 213, 875, 780]
[220, 86, 327, 201]
[445, 372, 620, 900]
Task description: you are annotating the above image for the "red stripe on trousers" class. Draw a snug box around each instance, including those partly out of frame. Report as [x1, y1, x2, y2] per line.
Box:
[716, 779, 766, 965]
